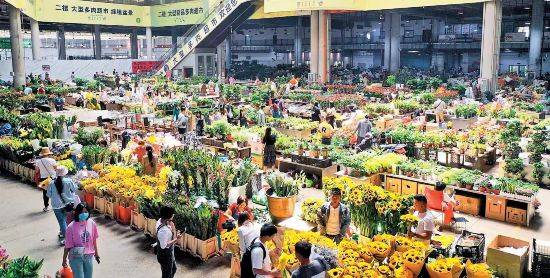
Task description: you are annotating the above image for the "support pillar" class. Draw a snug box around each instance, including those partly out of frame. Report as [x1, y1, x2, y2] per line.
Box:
[217, 42, 226, 80]
[130, 28, 138, 59]
[383, 13, 391, 70]
[224, 37, 232, 71]
[171, 28, 178, 55]
[310, 11, 319, 79]
[529, 0, 544, 77]
[479, 0, 502, 94]
[58, 25, 66, 60]
[93, 25, 101, 60]
[145, 27, 153, 59]
[318, 10, 330, 83]
[8, 5, 25, 87]
[389, 13, 401, 72]
[431, 52, 445, 73]
[294, 16, 303, 65]
[461, 52, 470, 73]
[30, 19, 41, 60]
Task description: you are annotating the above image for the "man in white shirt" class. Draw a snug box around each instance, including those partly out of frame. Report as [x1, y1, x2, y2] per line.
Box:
[237, 213, 259, 258]
[156, 206, 181, 278]
[316, 188, 351, 243]
[35, 147, 58, 212]
[409, 195, 435, 241]
[433, 98, 447, 127]
[249, 224, 280, 278]
[257, 106, 266, 126]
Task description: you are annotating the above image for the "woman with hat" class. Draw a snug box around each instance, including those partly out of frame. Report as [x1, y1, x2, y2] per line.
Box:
[35, 147, 59, 212]
[46, 166, 79, 245]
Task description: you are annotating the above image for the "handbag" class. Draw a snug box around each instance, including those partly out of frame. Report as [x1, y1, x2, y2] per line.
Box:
[55, 178, 75, 212]
[68, 221, 91, 259]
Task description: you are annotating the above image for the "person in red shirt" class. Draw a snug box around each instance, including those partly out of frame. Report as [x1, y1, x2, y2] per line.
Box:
[225, 195, 254, 222]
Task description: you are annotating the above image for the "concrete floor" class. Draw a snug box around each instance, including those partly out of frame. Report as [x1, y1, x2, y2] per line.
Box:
[2, 173, 550, 277]
[0, 175, 230, 278]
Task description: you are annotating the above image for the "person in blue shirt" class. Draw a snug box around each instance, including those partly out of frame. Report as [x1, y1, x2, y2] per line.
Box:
[46, 166, 78, 245]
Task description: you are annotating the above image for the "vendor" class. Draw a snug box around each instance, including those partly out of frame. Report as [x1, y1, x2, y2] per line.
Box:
[225, 195, 254, 222]
[409, 195, 435, 241]
[289, 75, 299, 90]
[433, 98, 446, 126]
[317, 188, 350, 243]
[318, 117, 334, 145]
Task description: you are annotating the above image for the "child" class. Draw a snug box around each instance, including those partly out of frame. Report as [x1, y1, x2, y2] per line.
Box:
[435, 182, 458, 225]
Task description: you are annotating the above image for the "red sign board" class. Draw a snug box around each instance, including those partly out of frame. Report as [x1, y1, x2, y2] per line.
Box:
[131, 61, 162, 73]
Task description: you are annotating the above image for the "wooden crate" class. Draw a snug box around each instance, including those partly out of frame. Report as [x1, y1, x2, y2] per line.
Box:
[130, 210, 145, 230]
[401, 180, 418, 195]
[196, 237, 219, 260]
[506, 207, 527, 226]
[385, 177, 401, 193]
[455, 195, 481, 216]
[187, 234, 197, 254]
[486, 195, 507, 222]
[94, 196, 106, 214]
[145, 218, 158, 237]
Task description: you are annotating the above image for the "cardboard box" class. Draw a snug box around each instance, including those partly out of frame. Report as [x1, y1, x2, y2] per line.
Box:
[386, 177, 401, 193]
[486, 235, 529, 278]
[401, 180, 418, 195]
[455, 195, 481, 216]
[506, 207, 527, 226]
[486, 195, 507, 222]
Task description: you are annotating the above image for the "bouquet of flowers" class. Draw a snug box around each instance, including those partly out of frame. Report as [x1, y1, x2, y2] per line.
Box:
[301, 197, 323, 223]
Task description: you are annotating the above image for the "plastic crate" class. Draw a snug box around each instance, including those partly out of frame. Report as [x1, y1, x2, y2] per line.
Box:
[455, 230, 485, 263]
[532, 239, 550, 278]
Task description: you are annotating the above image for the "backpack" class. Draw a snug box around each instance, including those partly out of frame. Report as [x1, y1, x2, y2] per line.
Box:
[240, 238, 266, 278]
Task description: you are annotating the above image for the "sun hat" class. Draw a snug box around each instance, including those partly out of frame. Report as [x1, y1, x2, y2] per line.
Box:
[55, 166, 68, 177]
[39, 147, 53, 157]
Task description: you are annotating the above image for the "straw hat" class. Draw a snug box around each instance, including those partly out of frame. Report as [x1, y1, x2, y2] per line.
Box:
[39, 147, 53, 157]
[55, 166, 68, 177]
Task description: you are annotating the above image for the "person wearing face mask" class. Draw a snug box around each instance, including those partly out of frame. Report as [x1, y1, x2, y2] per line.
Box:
[156, 206, 181, 278]
[63, 203, 100, 278]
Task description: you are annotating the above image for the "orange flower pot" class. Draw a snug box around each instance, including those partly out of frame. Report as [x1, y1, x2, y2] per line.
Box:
[84, 192, 94, 208]
[117, 205, 131, 225]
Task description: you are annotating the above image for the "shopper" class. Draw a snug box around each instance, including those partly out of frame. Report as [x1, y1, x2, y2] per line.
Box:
[239, 109, 248, 127]
[46, 166, 78, 245]
[225, 195, 254, 222]
[262, 127, 277, 172]
[237, 212, 258, 258]
[63, 203, 100, 278]
[292, 241, 328, 278]
[240, 223, 280, 278]
[176, 109, 188, 139]
[35, 147, 58, 212]
[257, 105, 265, 126]
[409, 194, 435, 242]
[316, 188, 350, 243]
[311, 103, 321, 122]
[156, 206, 181, 278]
[142, 145, 159, 176]
[195, 113, 205, 136]
[433, 98, 446, 127]
[355, 115, 372, 146]
[54, 93, 65, 111]
[435, 182, 457, 226]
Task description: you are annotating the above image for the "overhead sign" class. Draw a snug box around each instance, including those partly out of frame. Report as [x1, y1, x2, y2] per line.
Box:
[264, 0, 490, 13]
[0, 38, 32, 49]
[151, 0, 210, 27]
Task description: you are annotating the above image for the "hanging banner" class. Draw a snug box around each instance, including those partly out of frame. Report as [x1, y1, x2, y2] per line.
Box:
[151, 0, 215, 27]
[34, 0, 149, 26]
[264, 0, 490, 13]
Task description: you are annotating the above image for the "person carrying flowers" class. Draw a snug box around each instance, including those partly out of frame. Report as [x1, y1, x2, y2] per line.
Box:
[316, 188, 351, 243]
[408, 195, 435, 243]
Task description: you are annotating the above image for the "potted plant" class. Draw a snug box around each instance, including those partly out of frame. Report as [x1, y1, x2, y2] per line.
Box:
[265, 172, 305, 223]
[309, 144, 320, 158]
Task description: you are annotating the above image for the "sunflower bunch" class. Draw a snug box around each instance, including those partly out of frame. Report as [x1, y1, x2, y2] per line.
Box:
[427, 257, 464, 277]
[327, 267, 346, 278]
[301, 197, 324, 223]
[465, 260, 493, 278]
[402, 248, 426, 275]
[432, 235, 455, 249]
[395, 236, 412, 251]
[400, 214, 419, 225]
[366, 241, 391, 259]
[395, 266, 414, 278]
[377, 265, 393, 277]
[389, 251, 404, 270]
[221, 229, 238, 246]
[277, 252, 299, 273]
[322, 176, 354, 200]
[282, 230, 337, 254]
[373, 234, 395, 246]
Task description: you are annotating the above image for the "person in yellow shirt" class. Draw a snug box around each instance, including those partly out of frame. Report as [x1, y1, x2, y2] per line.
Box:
[318, 117, 334, 145]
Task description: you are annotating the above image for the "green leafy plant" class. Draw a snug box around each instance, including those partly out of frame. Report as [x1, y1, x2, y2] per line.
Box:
[455, 104, 479, 119]
[266, 172, 305, 197]
[74, 127, 103, 146]
[505, 158, 524, 176]
[0, 256, 43, 278]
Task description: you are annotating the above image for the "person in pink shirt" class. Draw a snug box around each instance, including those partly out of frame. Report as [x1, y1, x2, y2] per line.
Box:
[62, 203, 100, 278]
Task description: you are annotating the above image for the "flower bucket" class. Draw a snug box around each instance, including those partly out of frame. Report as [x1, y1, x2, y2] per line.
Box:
[186, 234, 197, 254]
[146, 218, 158, 237]
[105, 200, 117, 219]
[267, 195, 297, 223]
[117, 205, 132, 225]
[177, 232, 187, 250]
[94, 196, 106, 214]
[84, 192, 95, 208]
[57, 266, 73, 278]
[196, 237, 218, 260]
[131, 210, 145, 230]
